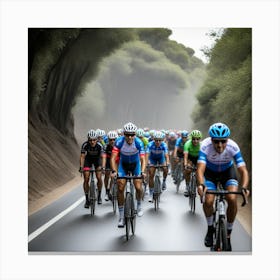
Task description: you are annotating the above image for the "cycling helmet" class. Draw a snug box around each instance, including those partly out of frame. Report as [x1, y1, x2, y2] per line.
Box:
[107, 130, 118, 139]
[87, 129, 97, 139]
[123, 122, 137, 133]
[99, 129, 106, 137]
[181, 130, 189, 138]
[136, 128, 144, 137]
[208, 123, 230, 138]
[190, 130, 202, 139]
[154, 131, 163, 140]
[169, 131, 176, 138]
[144, 131, 150, 138]
[117, 128, 123, 135]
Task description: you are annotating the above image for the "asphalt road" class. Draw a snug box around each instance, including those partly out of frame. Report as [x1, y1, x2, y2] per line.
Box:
[28, 176, 251, 254]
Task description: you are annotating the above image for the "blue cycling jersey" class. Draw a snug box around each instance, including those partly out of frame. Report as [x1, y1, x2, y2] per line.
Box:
[112, 136, 145, 163]
[197, 137, 246, 172]
[146, 141, 168, 162]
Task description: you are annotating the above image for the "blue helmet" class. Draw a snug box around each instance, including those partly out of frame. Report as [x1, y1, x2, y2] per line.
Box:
[181, 130, 189, 138]
[208, 123, 230, 138]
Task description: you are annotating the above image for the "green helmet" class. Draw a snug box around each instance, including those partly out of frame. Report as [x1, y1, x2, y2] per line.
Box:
[190, 130, 202, 139]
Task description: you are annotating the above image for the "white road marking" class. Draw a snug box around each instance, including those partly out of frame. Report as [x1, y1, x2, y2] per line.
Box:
[28, 196, 85, 243]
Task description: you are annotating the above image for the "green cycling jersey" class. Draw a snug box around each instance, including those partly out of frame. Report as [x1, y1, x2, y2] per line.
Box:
[183, 139, 200, 157]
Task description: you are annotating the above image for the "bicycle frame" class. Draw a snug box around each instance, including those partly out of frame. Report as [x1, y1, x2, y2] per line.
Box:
[117, 173, 142, 241]
[186, 165, 197, 214]
[205, 183, 247, 251]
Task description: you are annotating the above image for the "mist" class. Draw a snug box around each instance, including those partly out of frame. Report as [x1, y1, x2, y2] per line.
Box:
[73, 41, 203, 144]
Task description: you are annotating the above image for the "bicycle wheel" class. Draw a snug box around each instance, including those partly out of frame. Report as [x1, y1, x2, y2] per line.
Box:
[189, 177, 196, 214]
[131, 200, 136, 235]
[216, 217, 228, 251]
[112, 183, 117, 214]
[125, 193, 133, 240]
[154, 176, 161, 211]
[89, 181, 96, 216]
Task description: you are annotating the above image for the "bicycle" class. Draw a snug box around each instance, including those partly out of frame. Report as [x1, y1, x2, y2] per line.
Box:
[185, 165, 197, 214]
[147, 164, 167, 211]
[201, 183, 248, 251]
[83, 166, 102, 216]
[173, 158, 184, 193]
[117, 173, 142, 241]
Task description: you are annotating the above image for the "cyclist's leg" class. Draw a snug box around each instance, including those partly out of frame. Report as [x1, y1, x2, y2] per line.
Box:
[160, 158, 168, 190]
[148, 161, 156, 202]
[133, 161, 143, 216]
[117, 160, 126, 227]
[203, 178, 216, 247]
[94, 163, 103, 204]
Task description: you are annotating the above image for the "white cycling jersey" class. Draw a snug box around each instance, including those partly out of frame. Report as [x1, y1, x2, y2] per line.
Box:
[197, 137, 246, 172]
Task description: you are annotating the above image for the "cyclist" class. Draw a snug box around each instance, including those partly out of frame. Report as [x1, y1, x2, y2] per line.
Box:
[167, 131, 177, 176]
[183, 130, 202, 197]
[196, 122, 250, 251]
[136, 128, 149, 150]
[146, 131, 169, 202]
[79, 129, 104, 207]
[101, 130, 118, 201]
[173, 130, 189, 184]
[110, 122, 146, 228]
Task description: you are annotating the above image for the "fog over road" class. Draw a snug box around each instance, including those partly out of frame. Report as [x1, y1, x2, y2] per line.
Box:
[28, 176, 251, 254]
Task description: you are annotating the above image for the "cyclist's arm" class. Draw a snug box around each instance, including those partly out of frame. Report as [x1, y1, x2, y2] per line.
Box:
[110, 151, 118, 173]
[196, 161, 206, 196]
[183, 151, 189, 167]
[165, 152, 170, 166]
[145, 152, 150, 166]
[173, 146, 178, 158]
[237, 165, 249, 189]
[140, 154, 146, 173]
[80, 153, 86, 169]
[101, 153, 106, 169]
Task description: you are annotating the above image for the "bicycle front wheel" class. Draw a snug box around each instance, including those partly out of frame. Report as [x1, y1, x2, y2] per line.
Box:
[216, 217, 228, 251]
[189, 177, 196, 214]
[125, 192, 133, 240]
[112, 183, 117, 214]
[89, 182, 96, 216]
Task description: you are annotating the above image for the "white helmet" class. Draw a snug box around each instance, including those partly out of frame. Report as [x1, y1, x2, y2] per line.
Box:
[136, 128, 144, 137]
[87, 129, 97, 139]
[107, 130, 118, 139]
[123, 122, 137, 133]
[154, 131, 163, 140]
[98, 129, 106, 137]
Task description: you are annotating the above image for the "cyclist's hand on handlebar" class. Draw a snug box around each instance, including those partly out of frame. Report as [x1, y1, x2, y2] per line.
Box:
[110, 170, 117, 179]
[101, 167, 105, 175]
[241, 187, 250, 204]
[79, 166, 83, 173]
[141, 171, 147, 179]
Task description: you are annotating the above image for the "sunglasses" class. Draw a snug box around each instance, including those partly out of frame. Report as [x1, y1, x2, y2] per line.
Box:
[89, 139, 97, 142]
[109, 138, 116, 141]
[192, 138, 200, 141]
[124, 134, 135, 137]
[154, 139, 162, 142]
[213, 139, 227, 144]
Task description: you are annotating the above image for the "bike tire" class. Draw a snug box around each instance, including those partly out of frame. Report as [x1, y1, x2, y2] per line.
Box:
[215, 217, 228, 251]
[112, 183, 117, 214]
[125, 192, 133, 240]
[189, 177, 196, 214]
[154, 176, 161, 210]
[89, 182, 96, 216]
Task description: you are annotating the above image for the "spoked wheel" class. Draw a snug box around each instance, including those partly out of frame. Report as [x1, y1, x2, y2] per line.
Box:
[154, 176, 161, 211]
[214, 218, 228, 251]
[189, 179, 196, 214]
[125, 193, 133, 240]
[112, 184, 117, 214]
[89, 183, 96, 216]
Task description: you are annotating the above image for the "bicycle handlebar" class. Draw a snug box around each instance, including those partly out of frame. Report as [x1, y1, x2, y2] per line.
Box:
[185, 165, 197, 171]
[203, 189, 248, 207]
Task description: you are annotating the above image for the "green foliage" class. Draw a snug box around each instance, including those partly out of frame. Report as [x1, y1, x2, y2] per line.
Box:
[192, 28, 252, 175]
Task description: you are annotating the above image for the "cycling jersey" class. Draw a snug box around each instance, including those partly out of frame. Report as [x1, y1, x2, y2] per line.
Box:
[146, 141, 168, 165]
[175, 137, 187, 158]
[112, 136, 145, 176]
[184, 139, 200, 165]
[81, 141, 104, 169]
[198, 137, 246, 172]
[167, 138, 176, 151]
[140, 137, 149, 150]
[103, 144, 119, 168]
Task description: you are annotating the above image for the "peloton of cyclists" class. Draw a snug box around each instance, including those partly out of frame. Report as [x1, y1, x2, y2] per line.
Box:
[196, 122, 250, 251]
[145, 131, 170, 202]
[79, 129, 104, 207]
[183, 129, 203, 197]
[110, 122, 146, 228]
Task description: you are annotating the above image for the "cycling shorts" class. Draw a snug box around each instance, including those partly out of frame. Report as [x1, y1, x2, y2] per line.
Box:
[149, 156, 165, 165]
[188, 154, 198, 165]
[118, 160, 141, 177]
[83, 158, 101, 170]
[204, 165, 238, 190]
[176, 151, 184, 158]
